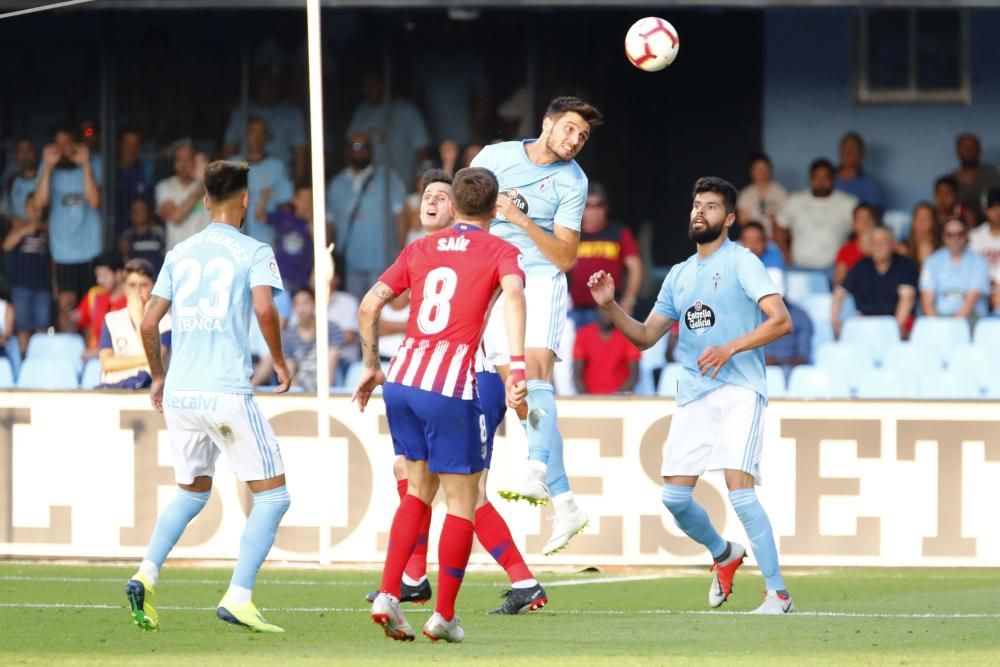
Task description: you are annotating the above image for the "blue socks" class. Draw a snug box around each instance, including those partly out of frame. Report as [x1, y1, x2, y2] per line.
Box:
[660, 484, 728, 560]
[140, 488, 211, 582]
[526, 380, 569, 495]
[230, 486, 291, 596]
[730, 488, 785, 591]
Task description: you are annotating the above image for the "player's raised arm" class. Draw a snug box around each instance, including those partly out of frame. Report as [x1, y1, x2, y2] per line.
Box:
[252, 285, 291, 393]
[139, 295, 172, 412]
[500, 273, 528, 407]
[498, 191, 581, 273]
[353, 281, 397, 412]
[588, 270, 674, 351]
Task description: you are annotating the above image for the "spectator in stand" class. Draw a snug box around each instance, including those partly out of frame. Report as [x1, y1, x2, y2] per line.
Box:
[378, 292, 410, 363]
[270, 185, 314, 294]
[156, 142, 210, 250]
[34, 127, 102, 332]
[222, 66, 307, 184]
[346, 70, 431, 186]
[951, 133, 1000, 228]
[439, 139, 460, 177]
[835, 132, 884, 210]
[573, 307, 640, 395]
[415, 36, 490, 146]
[899, 202, 940, 266]
[76, 254, 126, 358]
[327, 257, 361, 370]
[774, 158, 857, 270]
[460, 143, 483, 170]
[833, 204, 879, 286]
[969, 188, 1000, 310]
[567, 182, 643, 328]
[97, 258, 170, 389]
[282, 287, 343, 391]
[0, 291, 12, 358]
[2, 138, 38, 221]
[919, 218, 990, 320]
[113, 129, 152, 236]
[3, 192, 50, 354]
[832, 225, 917, 340]
[736, 152, 788, 235]
[230, 116, 294, 245]
[739, 221, 785, 273]
[118, 198, 166, 273]
[327, 131, 406, 298]
[399, 172, 426, 249]
[764, 288, 813, 372]
[933, 175, 965, 227]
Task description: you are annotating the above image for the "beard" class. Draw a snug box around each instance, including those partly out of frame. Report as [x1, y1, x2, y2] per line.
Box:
[349, 156, 371, 170]
[688, 218, 726, 244]
[960, 157, 980, 169]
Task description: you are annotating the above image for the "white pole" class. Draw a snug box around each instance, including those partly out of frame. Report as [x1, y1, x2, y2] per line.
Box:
[306, 0, 332, 567]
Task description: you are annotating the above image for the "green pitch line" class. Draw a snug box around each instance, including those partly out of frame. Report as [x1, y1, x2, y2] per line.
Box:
[1, 563, 999, 666]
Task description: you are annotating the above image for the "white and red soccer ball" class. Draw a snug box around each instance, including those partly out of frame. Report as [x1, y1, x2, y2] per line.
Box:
[625, 17, 680, 72]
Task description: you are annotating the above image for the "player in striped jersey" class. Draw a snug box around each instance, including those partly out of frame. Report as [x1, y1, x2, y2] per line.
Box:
[354, 167, 528, 643]
[364, 169, 548, 615]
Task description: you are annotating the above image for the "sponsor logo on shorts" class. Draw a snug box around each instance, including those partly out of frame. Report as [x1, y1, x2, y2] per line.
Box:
[685, 300, 716, 336]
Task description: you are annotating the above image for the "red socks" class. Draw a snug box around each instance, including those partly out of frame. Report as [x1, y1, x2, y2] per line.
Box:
[380, 494, 428, 598]
[475, 502, 533, 584]
[396, 477, 431, 582]
[436, 514, 474, 621]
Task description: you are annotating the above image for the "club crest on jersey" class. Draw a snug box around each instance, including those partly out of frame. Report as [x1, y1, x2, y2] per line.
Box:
[538, 176, 553, 192]
[437, 235, 470, 252]
[504, 188, 530, 215]
[685, 300, 716, 336]
[713, 272, 722, 290]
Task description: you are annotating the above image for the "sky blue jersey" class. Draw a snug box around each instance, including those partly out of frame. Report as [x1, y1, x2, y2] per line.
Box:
[653, 239, 779, 406]
[152, 222, 283, 394]
[471, 140, 587, 278]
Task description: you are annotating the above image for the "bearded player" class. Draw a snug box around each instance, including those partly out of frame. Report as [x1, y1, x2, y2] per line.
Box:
[472, 96, 603, 555]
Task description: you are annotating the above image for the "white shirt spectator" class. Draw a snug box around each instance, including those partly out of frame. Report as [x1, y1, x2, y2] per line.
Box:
[737, 182, 788, 236]
[156, 175, 210, 250]
[776, 190, 857, 269]
[379, 302, 409, 361]
[328, 290, 360, 363]
[969, 222, 1000, 282]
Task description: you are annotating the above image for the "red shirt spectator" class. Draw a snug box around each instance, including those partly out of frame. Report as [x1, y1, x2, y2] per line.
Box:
[76, 255, 125, 353]
[573, 318, 641, 394]
[833, 203, 878, 286]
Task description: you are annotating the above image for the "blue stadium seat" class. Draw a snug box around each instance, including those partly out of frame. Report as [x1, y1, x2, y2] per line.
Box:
[919, 368, 981, 399]
[909, 317, 971, 363]
[786, 365, 850, 399]
[657, 363, 683, 397]
[947, 346, 1000, 395]
[0, 357, 14, 389]
[972, 317, 1000, 349]
[810, 321, 833, 364]
[802, 292, 857, 327]
[785, 270, 830, 306]
[840, 316, 900, 365]
[16, 358, 79, 390]
[814, 341, 874, 393]
[766, 365, 786, 398]
[26, 333, 86, 374]
[881, 342, 946, 378]
[4, 338, 21, 378]
[882, 209, 912, 242]
[854, 368, 920, 399]
[80, 358, 102, 389]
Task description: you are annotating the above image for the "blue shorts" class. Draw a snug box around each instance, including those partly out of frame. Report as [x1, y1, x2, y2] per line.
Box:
[11, 287, 51, 332]
[475, 371, 507, 469]
[384, 382, 488, 474]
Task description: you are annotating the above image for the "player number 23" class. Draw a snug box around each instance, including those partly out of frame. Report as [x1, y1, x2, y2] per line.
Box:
[173, 257, 236, 319]
[417, 267, 458, 335]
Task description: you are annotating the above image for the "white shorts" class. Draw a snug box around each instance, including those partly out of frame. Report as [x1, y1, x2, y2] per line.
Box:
[662, 384, 766, 482]
[163, 391, 285, 485]
[483, 273, 568, 366]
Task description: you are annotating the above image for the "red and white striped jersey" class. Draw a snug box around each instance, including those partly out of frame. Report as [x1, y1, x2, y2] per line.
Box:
[379, 224, 523, 399]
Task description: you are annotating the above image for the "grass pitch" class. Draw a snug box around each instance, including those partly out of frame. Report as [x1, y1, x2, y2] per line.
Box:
[1, 562, 998, 665]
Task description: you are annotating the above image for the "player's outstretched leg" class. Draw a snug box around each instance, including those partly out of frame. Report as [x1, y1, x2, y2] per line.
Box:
[126, 487, 210, 631]
[424, 513, 473, 643]
[729, 488, 794, 614]
[499, 406, 549, 506]
[660, 483, 746, 608]
[366, 475, 433, 605]
[475, 502, 548, 614]
[371, 493, 428, 640]
[217, 485, 291, 633]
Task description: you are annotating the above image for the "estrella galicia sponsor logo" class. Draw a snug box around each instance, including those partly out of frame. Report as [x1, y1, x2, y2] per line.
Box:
[504, 188, 529, 216]
[685, 300, 716, 336]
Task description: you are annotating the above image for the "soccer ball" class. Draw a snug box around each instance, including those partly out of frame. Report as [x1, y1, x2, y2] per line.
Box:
[625, 17, 680, 72]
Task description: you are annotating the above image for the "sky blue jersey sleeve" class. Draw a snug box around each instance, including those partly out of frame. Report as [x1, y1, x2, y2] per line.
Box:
[249, 245, 284, 296]
[469, 144, 495, 171]
[552, 174, 587, 233]
[652, 266, 679, 320]
[737, 250, 780, 304]
[151, 252, 174, 300]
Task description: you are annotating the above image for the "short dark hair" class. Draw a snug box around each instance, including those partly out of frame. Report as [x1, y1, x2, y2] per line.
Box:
[840, 131, 865, 153]
[204, 160, 248, 202]
[872, 223, 894, 238]
[588, 181, 609, 204]
[545, 96, 604, 128]
[809, 158, 835, 176]
[853, 203, 880, 221]
[692, 176, 738, 215]
[292, 286, 315, 301]
[452, 167, 499, 219]
[419, 168, 452, 194]
[956, 132, 980, 148]
[935, 175, 959, 192]
[739, 221, 766, 237]
[749, 152, 772, 170]
[124, 258, 156, 280]
[95, 252, 124, 272]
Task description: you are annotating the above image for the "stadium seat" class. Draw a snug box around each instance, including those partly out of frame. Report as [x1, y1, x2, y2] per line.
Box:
[80, 358, 102, 389]
[854, 368, 920, 399]
[4, 338, 21, 378]
[810, 321, 833, 364]
[785, 269, 830, 306]
[881, 342, 946, 378]
[947, 346, 1000, 395]
[801, 292, 857, 327]
[16, 358, 79, 390]
[786, 365, 850, 399]
[919, 368, 981, 399]
[766, 365, 786, 398]
[882, 209, 911, 242]
[26, 333, 86, 374]
[0, 357, 14, 389]
[972, 317, 1000, 349]
[657, 363, 683, 397]
[840, 317, 900, 365]
[814, 341, 874, 393]
[635, 336, 668, 396]
[909, 317, 971, 363]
